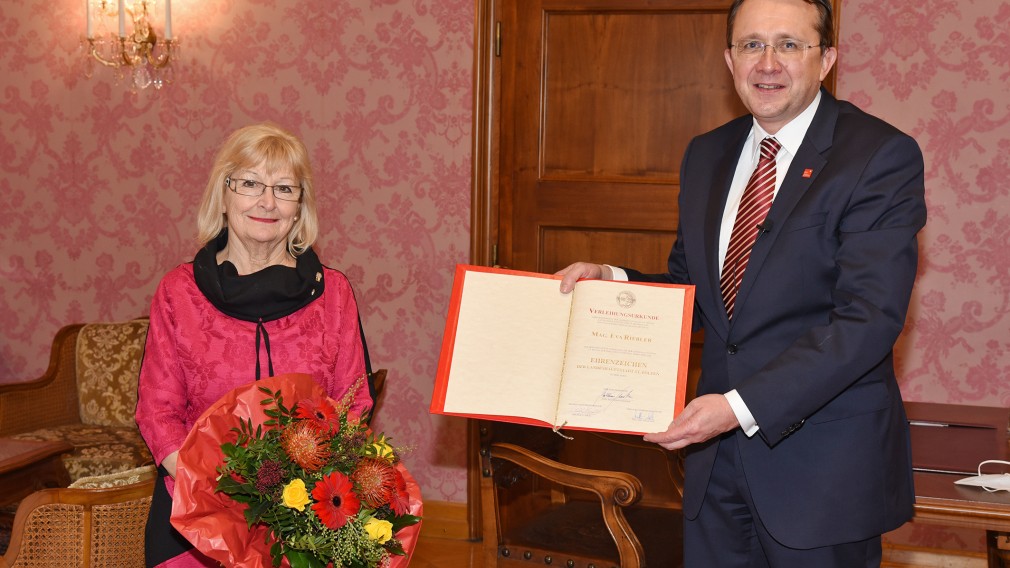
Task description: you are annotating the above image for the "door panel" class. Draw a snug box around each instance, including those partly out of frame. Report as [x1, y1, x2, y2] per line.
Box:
[541, 227, 674, 275]
[500, 0, 747, 275]
[542, 11, 737, 182]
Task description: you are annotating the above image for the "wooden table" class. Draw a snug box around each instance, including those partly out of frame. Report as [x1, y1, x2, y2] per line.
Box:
[914, 471, 1010, 566]
[0, 438, 73, 508]
[906, 402, 1010, 567]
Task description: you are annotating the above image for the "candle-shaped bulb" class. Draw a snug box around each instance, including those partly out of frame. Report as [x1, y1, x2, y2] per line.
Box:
[117, 0, 126, 37]
[164, 0, 172, 40]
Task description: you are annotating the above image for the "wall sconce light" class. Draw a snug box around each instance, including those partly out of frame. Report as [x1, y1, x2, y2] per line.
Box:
[83, 0, 178, 90]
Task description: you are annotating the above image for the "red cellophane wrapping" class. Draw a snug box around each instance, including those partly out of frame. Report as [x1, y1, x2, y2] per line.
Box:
[170, 373, 424, 568]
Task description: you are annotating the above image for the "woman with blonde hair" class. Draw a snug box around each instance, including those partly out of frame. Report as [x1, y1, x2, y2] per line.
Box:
[136, 123, 371, 567]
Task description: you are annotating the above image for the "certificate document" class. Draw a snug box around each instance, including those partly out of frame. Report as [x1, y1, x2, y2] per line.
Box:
[430, 264, 695, 435]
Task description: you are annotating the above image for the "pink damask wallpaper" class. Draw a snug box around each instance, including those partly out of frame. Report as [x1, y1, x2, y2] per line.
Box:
[0, 0, 1008, 552]
[0, 0, 472, 503]
[840, 0, 1010, 408]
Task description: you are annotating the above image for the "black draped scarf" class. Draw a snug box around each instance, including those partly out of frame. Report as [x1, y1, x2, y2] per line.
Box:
[192, 230, 324, 379]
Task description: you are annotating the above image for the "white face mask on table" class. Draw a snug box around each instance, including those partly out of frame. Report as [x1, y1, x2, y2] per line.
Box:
[955, 460, 1010, 492]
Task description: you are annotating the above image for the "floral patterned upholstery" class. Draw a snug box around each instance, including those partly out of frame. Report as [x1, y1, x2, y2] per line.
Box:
[75, 320, 148, 427]
[69, 464, 157, 489]
[12, 424, 152, 482]
[7, 319, 154, 482]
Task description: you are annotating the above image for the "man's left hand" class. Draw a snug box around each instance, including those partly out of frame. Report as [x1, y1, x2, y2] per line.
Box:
[643, 394, 740, 450]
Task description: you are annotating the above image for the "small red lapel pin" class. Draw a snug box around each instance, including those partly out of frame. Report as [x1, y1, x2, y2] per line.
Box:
[802, 168, 813, 178]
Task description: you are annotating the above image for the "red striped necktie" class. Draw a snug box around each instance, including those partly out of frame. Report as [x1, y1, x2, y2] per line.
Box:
[721, 137, 781, 319]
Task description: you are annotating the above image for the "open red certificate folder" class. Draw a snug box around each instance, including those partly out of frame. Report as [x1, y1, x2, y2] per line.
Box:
[430, 264, 695, 435]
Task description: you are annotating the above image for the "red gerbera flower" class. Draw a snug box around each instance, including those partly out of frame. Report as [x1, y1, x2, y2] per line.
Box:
[388, 469, 410, 516]
[311, 471, 361, 529]
[294, 398, 341, 432]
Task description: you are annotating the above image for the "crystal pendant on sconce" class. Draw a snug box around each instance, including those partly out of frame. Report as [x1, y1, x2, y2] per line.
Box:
[159, 63, 175, 87]
[152, 72, 163, 90]
[133, 64, 153, 90]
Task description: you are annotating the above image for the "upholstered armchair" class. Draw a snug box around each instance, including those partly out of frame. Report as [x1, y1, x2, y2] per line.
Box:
[0, 320, 154, 482]
[0, 465, 156, 567]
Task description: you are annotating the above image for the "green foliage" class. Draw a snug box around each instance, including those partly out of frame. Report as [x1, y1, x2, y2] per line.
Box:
[390, 514, 422, 533]
[214, 381, 418, 568]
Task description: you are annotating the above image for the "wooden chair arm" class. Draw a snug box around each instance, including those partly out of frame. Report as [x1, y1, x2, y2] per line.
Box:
[362, 368, 387, 424]
[589, 431, 686, 500]
[491, 442, 643, 504]
[0, 323, 84, 436]
[490, 442, 645, 567]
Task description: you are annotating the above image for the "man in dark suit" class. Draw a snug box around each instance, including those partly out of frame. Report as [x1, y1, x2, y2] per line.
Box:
[557, 0, 926, 565]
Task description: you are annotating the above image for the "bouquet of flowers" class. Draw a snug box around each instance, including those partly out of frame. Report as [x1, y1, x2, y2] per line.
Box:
[171, 373, 423, 568]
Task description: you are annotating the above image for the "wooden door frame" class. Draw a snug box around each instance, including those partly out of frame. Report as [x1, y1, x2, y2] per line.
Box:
[467, 0, 499, 539]
[471, 0, 499, 272]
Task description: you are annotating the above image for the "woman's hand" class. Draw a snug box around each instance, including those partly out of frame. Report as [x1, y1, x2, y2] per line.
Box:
[162, 450, 180, 479]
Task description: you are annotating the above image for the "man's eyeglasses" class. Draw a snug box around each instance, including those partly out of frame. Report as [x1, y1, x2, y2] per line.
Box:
[731, 39, 823, 59]
[226, 177, 303, 202]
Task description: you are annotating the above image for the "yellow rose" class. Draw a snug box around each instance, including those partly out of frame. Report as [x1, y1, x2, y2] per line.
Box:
[371, 435, 395, 462]
[363, 517, 393, 544]
[281, 479, 310, 511]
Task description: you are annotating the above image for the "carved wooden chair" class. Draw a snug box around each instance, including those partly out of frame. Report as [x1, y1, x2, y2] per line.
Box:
[480, 423, 686, 568]
[363, 368, 388, 425]
[0, 465, 156, 567]
[479, 336, 701, 568]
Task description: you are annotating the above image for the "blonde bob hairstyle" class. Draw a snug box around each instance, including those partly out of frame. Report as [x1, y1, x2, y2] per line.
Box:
[196, 122, 319, 257]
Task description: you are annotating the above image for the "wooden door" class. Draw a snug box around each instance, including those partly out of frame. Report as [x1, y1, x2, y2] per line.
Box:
[498, 0, 747, 275]
[469, 0, 839, 541]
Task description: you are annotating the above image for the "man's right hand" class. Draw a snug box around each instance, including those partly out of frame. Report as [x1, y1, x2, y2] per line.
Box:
[555, 262, 612, 294]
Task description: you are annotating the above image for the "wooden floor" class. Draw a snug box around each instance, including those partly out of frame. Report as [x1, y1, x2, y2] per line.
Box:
[408, 536, 986, 568]
[412, 535, 483, 568]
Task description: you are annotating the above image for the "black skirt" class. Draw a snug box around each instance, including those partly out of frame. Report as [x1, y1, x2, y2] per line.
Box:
[144, 466, 196, 567]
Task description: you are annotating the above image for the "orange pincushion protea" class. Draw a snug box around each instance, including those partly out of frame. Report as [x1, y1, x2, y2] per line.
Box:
[350, 457, 398, 508]
[280, 420, 331, 471]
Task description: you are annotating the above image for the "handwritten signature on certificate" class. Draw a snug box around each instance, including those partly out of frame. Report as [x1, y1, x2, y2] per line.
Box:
[566, 388, 635, 417]
[631, 409, 657, 423]
[599, 388, 633, 402]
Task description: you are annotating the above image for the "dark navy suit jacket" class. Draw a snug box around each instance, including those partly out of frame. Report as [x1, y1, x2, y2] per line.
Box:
[627, 89, 925, 548]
